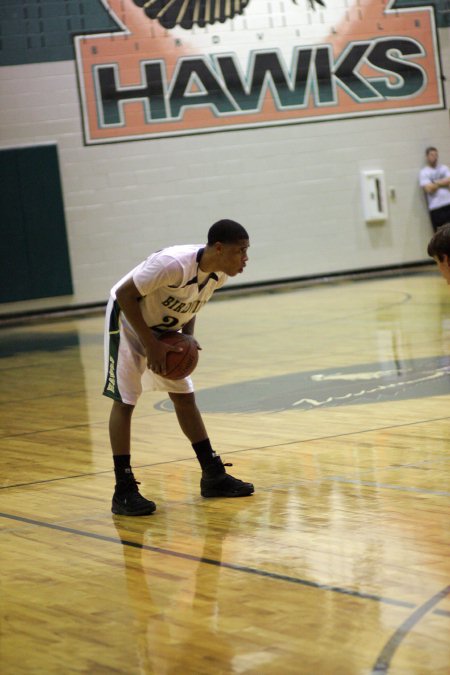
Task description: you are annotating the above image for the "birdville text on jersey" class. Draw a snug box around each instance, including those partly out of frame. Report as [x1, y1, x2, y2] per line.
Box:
[75, 0, 444, 144]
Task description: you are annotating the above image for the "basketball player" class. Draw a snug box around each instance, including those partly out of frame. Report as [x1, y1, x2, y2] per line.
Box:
[103, 219, 254, 516]
[427, 222, 450, 284]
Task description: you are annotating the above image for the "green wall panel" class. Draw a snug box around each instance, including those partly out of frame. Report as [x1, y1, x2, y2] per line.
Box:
[0, 151, 30, 302]
[0, 145, 73, 304]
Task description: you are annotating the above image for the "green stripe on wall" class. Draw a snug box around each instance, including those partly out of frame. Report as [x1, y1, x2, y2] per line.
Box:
[0, 0, 449, 68]
[0, 0, 119, 66]
[394, 0, 450, 27]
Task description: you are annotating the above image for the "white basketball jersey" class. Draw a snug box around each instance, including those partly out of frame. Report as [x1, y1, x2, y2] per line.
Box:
[111, 245, 227, 333]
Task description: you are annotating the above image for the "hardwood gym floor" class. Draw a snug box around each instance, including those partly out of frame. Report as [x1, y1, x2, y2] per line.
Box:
[1, 267, 449, 674]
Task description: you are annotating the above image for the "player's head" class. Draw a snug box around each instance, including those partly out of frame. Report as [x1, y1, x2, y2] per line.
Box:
[207, 219, 249, 246]
[206, 219, 249, 276]
[426, 146, 438, 167]
[428, 224, 450, 284]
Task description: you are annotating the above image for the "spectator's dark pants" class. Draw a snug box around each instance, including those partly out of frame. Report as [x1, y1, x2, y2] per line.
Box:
[430, 204, 450, 232]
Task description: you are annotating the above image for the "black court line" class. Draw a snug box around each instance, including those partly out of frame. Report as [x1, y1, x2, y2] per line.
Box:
[323, 477, 450, 497]
[0, 408, 154, 440]
[2, 413, 450, 491]
[1, 392, 450, 442]
[1, 512, 450, 622]
[371, 585, 450, 674]
[1, 462, 449, 498]
[0, 510, 433, 613]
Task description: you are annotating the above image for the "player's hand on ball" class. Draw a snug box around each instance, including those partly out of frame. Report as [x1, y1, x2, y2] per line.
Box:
[156, 332, 200, 379]
[147, 341, 182, 375]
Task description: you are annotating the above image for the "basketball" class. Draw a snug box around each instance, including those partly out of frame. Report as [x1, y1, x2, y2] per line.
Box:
[158, 331, 199, 380]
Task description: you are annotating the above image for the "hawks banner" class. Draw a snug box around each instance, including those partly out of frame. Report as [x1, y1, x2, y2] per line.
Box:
[75, 0, 443, 144]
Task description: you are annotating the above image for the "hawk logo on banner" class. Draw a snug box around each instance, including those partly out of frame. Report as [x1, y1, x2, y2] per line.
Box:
[75, 0, 444, 144]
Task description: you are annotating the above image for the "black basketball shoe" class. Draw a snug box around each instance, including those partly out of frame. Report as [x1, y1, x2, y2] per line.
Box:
[200, 456, 254, 498]
[112, 474, 156, 516]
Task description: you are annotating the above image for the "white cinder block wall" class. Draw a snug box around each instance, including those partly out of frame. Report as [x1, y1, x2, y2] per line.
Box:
[1, 29, 449, 317]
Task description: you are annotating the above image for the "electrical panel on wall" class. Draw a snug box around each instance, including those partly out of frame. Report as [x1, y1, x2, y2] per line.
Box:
[361, 170, 388, 224]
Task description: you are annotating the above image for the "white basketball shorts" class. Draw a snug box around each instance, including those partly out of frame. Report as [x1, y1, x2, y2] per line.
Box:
[102, 297, 194, 405]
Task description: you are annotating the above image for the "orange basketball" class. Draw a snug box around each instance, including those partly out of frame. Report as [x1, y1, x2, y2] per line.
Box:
[158, 331, 199, 380]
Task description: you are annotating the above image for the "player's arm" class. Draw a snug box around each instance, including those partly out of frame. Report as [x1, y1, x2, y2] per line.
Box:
[182, 316, 202, 350]
[115, 278, 179, 375]
[182, 316, 196, 336]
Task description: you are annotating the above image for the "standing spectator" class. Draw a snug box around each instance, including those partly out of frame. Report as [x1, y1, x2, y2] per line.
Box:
[419, 147, 450, 232]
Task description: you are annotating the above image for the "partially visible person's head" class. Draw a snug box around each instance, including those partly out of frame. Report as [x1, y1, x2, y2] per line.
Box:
[428, 224, 450, 284]
[428, 224, 450, 261]
[426, 146, 438, 168]
[207, 219, 249, 245]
